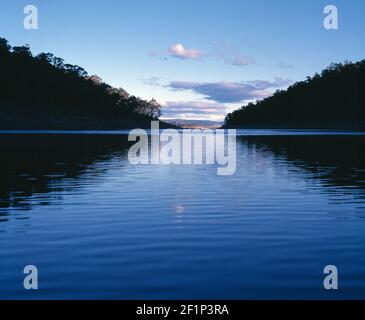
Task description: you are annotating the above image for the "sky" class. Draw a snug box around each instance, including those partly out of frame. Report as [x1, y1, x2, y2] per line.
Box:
[1, 0, 364, 122]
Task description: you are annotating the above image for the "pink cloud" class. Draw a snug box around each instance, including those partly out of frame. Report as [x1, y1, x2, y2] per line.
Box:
[168, 43, 204, 60]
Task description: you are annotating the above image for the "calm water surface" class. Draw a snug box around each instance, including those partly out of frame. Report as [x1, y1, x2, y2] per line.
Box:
[0, 130, 365, 299]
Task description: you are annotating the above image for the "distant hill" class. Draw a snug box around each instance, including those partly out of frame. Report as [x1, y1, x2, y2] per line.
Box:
[164, 119, 223, 129]
[224, 60, 365, 130]
[0, 37, 173, 129]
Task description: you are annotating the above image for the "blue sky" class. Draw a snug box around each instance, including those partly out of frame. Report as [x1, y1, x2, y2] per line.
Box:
[1, 0, 364, 121]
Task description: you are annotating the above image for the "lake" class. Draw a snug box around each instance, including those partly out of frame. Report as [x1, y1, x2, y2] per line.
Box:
[1, 130, 365, 299]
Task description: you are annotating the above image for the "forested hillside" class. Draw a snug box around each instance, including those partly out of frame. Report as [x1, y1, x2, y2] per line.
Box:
[224, 61, 365, 130]
[0, 37, 166, 129]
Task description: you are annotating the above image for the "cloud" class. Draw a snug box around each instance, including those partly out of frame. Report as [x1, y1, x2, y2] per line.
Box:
[147, 50, 161, 57]
[149, 42, 254, 65]
[142, 76, 160, 86]
[167, 78, 292, 103]
[211, 42, 254, 67]
[226, 55, 253, 66]
[168, 43, 204, 60]
[160, 101, 226, 120]
[147, 50, 169, 61]
[279, 62, 294, 69]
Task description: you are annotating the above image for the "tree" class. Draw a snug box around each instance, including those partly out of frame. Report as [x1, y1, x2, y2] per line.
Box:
[0, 37, 164, 129]
[36, 52, 54, 64]
[12, 45, 32, 57]
[0, 37, 11, 54]
[147, 99, 161, 118]
[224, 60, 365, 129]
[52, 57, 65, 69]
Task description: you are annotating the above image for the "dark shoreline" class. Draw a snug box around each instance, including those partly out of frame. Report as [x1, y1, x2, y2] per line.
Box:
[222, 122, 365, 131]
[0, 111, 178, 130]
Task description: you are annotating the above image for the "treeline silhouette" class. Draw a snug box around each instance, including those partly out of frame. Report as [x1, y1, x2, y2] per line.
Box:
[224, 60, 365, 130]
[0, 37, 163, 129]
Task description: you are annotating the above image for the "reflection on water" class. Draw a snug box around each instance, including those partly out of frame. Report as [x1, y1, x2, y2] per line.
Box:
[0, 132, 365, 299]
[0, 135, 132, 216]
[239, 135, 365, 193]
